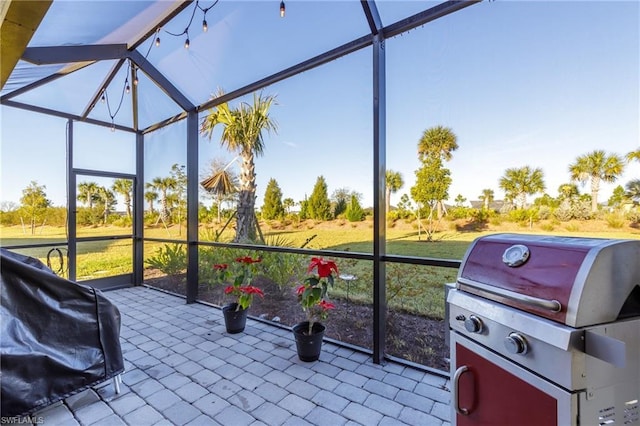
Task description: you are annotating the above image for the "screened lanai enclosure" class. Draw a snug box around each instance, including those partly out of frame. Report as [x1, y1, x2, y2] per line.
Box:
[1, 0, 638, 373]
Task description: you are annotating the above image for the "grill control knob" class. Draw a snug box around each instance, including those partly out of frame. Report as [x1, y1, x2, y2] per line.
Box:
[504, 333, 528, 354]
[464, 315, 484, 333]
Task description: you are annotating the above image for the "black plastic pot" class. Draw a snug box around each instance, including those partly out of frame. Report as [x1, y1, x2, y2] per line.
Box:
[292, 321, 326, 362]
[222, 303, 248, 334]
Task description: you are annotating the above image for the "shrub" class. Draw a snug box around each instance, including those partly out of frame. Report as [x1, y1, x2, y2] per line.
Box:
[605, 212, 626, 229]
[538, 206, 552, 220]
[448, 206, 473, 220]
[489, 216, 502, 226]
[554, 205, 573, 222]
[258, 236, 307, 295]
[540, 222, 555, 232]
[146, 243, 187, 276]
[571, 201, 592, 220]
[507, 208, 538, 223]
[565, 223, 580, 232]
[626, 208, 640, 224]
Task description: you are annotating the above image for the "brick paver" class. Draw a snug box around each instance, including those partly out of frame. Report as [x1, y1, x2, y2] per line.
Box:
[27, 286, 449, 425]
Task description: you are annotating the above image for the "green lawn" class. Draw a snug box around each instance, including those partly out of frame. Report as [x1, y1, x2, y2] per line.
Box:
[3, 222, 638, 319]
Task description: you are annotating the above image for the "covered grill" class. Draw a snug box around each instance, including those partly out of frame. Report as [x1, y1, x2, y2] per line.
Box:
[447, 234, 640, 426]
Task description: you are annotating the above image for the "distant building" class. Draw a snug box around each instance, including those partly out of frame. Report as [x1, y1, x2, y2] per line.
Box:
[469, 200, 505, 211]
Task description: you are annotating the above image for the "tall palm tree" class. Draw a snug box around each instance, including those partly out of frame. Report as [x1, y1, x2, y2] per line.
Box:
[626, 179, 640, 203]
[626, 148, 640, 164]
[200, 91, 278, 242]
[569, 150, 625, 212]
[112, 179, 133, 218]
[77, 182, 99, 209]
[478, 188, 494, 210]
[149, 177, 177, 223]
[499, 166, 546, 209]
[96, 186, 116, 225]
[385, 170, 404, 214]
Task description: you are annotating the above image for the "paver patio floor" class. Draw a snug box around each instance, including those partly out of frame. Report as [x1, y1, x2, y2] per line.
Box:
[32, 286, 452, 425]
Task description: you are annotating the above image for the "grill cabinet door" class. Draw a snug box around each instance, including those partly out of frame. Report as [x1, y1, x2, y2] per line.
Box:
[451, 334, 577, 426]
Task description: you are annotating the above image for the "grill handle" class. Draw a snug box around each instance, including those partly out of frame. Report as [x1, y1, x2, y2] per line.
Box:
[458, 278, 562, 313]
[453, 366, 470, 416]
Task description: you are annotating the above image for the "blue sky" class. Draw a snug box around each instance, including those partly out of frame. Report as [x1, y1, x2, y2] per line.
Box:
[1, 1, 638, 211]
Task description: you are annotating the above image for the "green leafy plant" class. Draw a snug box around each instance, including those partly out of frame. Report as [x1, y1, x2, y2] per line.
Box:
[211, 256, 264, 311]
[296, 257, 338, 335]
[258, 236, 307, 296]
[145, 244, 186, 276]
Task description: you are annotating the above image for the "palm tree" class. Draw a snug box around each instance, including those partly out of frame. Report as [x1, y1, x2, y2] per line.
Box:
[557, 183, 580, 201]
[417, 125, 459, 162]
[626, 148, 640, 164]
[77, 182, 99, 209]
[569, 150, 625, 212]
[200, 91, 278, 242]
[112, 179, 133, 218]
[417, 126, 458, 218]
[201, 158, 239, 223]
[499, 166, 546, 209]
[478, 188, 494, 210]
[385, 170, 404, 214]
[144, 189, 158, 214]
[149, 177, 177, 223]
[626, 179, 640, 203]
[96, 186, 116, 225]
[283, 198, 294, 215]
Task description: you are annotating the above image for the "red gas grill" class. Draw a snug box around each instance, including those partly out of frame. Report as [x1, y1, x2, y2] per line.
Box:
[447, 234, 640, 426]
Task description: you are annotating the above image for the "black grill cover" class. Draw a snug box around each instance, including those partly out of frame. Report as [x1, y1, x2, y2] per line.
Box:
[1, 249, 124, 417]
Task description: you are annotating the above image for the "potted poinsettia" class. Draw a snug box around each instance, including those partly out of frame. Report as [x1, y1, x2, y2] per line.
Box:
[293, 257, 338, 361]
[211, 255, 264, 333]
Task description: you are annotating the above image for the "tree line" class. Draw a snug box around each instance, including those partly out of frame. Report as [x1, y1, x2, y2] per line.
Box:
[3, 89, 639, 237]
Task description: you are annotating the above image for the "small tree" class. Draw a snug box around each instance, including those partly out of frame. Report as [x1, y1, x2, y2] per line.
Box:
[308, 176, 332, 220]
[410, 157, 451, 241]
[608, 185, 626, 208]
[283, 198, 295, 214]
[262, 178, 285, 220]
[299, 196, 309, 220]
[170, 164, 187, 234]
[331, 188, 352, 218]
[19, 181, 51, 235]
[345, 194, 365, 222]
[395, 194, 414, 219]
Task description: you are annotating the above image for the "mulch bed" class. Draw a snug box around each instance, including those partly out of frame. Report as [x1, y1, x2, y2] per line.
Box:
[144, 273, 449, 371]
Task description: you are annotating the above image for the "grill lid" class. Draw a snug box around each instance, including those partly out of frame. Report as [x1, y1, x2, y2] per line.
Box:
[457, 234, 640, 327]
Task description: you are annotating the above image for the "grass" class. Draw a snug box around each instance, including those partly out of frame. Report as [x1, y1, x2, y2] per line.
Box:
[3, 219, 639, 320]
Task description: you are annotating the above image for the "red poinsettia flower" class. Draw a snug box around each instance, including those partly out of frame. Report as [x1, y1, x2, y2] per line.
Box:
[236, 256, 262, 265]
[296, 285, 306, 295]
[308, 257, 339, 278]
[241, 286, 264, 297]
[319, 300, 335, 311]
[213, 263, 228, 270]
[224, 285, 235, 294]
